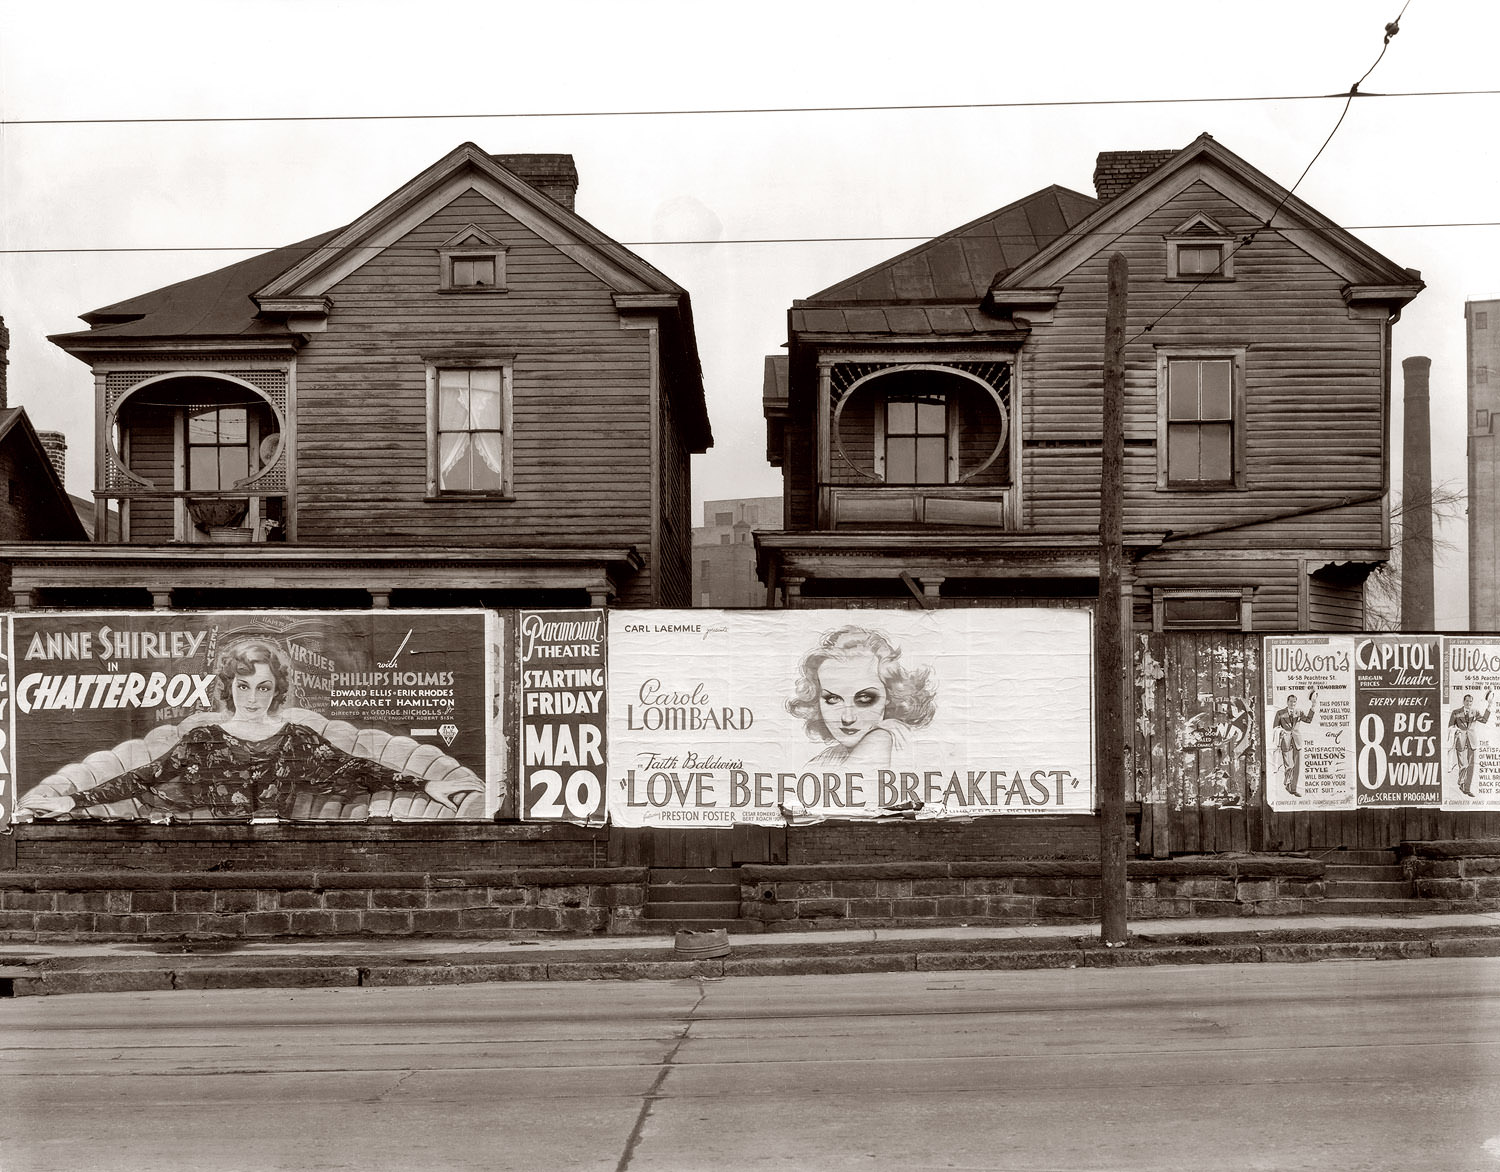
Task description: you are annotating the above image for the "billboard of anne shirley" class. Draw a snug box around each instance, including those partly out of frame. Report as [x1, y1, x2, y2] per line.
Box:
[5, 611, 501, 827]
[607, 609, 1094, 827]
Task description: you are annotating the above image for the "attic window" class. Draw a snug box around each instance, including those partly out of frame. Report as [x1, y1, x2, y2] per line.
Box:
[1166, 214, 1234, 281]
[439, 226, 507, 293]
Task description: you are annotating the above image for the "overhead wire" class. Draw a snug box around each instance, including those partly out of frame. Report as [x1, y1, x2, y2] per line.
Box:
[3, 223, 1495, 258]
[0, 82, 1493, 127]
[1126, 0, 1418, 344]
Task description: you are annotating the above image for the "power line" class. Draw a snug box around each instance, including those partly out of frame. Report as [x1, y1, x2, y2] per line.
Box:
[3, 222, 1494, 257]
[1128, 1, 1417, 344]
[3, 86, 1496, 128]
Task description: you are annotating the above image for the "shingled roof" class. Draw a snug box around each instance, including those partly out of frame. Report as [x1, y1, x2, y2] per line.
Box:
[50, 231, 341, 344]
[806, 185, 1100, 304]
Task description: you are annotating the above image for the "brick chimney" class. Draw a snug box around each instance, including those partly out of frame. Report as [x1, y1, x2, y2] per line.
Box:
[0, 314, 9, 410]
[492, 153, 579, 211]
[1093, 150, 1180, 203]
[37, 430, 67, 485]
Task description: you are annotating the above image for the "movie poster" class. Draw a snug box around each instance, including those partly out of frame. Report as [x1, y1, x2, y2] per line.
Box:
[1353, 634, 1442, 808]
[605, 608, 1094, 828]
[1263, 636, 1356, 811]
[5, 610, 500, 825]
[517, 609, 607, 822]
[0, 625, 12, 830]
[1441, 637, 1500, 811]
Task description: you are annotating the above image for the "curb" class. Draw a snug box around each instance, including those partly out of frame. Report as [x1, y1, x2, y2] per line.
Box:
[6, 931, 1500, 997]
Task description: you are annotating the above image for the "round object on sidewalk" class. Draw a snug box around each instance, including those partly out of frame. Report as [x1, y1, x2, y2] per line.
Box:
[673, 928, 730, 959]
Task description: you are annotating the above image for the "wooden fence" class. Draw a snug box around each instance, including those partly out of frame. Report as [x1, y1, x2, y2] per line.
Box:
[1131, 631, 1500, 857]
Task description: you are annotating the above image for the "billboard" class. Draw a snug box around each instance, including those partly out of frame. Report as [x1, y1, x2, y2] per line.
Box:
[6, 611, 502, 826]
[517, 609, 607, 822]
[1264, 634, 1500, 812]
[1442, 638, 1500, 809]
[606, 609, 1094, 827]
[1262, 636, 1355, 810]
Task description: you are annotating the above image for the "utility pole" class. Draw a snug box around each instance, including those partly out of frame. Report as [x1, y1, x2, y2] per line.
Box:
[1098, 252, 1128, 947]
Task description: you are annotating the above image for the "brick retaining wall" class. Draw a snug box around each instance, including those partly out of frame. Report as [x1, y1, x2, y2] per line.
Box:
[7, 822, 607, 873]
[0, 867, 647, 942]
[740, 857, 1325, 928]
[787, 816, 1103, 863]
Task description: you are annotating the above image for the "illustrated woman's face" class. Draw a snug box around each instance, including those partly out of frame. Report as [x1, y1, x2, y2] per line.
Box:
[817, 654, 887, 747]
[231, 662, 277, 719]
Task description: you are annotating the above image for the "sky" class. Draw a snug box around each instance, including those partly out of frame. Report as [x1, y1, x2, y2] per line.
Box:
[2, 0, 1495, 627]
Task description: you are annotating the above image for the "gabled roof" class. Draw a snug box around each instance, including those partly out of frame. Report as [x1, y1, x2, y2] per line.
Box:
[48, 143, 711, 450]
[806, 185, 1100, 304]
[0, 408, 89, 541]
[995, 133, 1422, 299]
[256, 143, 685, 302]
[49, 142, 690, 342]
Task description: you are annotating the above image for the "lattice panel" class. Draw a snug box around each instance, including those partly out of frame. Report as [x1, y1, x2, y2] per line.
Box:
[101, 369, 289, 492]
[829, 360, 1012, 407]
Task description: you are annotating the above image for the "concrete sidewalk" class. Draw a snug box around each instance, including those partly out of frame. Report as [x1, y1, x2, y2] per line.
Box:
[5, 911, 1500, 996]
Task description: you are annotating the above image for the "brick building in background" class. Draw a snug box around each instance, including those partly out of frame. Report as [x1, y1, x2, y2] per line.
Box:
[692, 495, 782, 606]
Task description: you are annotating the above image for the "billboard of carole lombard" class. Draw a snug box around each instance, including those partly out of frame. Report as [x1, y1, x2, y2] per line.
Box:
[5, 611, 503, 826]
[606, 609, 1094, 827]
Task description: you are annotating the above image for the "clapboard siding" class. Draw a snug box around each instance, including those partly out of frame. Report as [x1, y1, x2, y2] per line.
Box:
[122, 407, 175, 542]
[785, 428, 818, 528]
[1013, 181, 1389, 625]
[290, 188, 662, 591]
[1023, 184, 1387, 554]
[775, 154, 1404, 633]
[657, 340, 692, 607]
[1307, 576, 1365, 631]
[1133, 556, 1302, 630]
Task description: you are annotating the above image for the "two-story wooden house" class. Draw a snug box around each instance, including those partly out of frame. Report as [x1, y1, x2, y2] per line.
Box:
[20, 144, 710, 611]
[760, 134, 1421, 629]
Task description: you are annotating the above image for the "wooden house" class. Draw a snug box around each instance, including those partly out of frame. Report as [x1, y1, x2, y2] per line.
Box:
[0, 409, 90, 609]
[759, 134, 1422, 630]
[20, 145, 711, 610]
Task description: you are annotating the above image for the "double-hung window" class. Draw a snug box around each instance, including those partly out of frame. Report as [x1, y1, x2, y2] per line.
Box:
[187, 407, 250, 490]
[1157, 350, 1244, 489]
[426, 362, 512, 496]
[882, 394, 950, 484]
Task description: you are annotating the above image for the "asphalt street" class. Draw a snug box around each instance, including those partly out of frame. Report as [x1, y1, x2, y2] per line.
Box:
[4, 958, 1499, 1171]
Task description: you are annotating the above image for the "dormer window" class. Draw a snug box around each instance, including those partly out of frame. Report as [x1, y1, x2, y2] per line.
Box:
[439, 225, 507, 292]
[1166, 214, 1234, 281]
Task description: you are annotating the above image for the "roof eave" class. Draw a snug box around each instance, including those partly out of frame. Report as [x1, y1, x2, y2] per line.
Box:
[47, 332, 305, 360]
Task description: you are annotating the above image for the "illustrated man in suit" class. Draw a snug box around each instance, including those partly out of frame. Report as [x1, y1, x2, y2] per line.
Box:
[1272, 691, 1317, 796]
[1449, 691, 1492, 796]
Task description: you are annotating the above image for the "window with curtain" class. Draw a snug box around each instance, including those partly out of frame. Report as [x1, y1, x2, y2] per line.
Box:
[434, 367, 507, 494]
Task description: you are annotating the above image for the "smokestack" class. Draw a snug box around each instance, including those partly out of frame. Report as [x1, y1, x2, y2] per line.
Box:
[0, 314, 9, 410]
[1401, 356, 1434, 630]
[36, 430, 67, 485]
